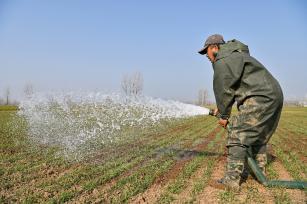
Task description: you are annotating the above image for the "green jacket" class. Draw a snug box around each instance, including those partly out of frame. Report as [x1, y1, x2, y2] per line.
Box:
[213, 39, 283, 119]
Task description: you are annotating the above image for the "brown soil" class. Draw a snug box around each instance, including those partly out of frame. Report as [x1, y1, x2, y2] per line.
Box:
[74, 123, 213, 202]
[197, 156, 226, 204]
[271, 161, 306, 204]
[276, 128, 307, 163]
[172, 163, 209, 204]
[197, 152, 276, 204]
[172, 131, 227, 203]
[129, 126, 221, 203]
[154, 126, 220, 186]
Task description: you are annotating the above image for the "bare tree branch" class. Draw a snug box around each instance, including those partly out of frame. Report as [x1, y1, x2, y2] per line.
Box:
[198, 89, 208, 106]
[121, 72, 143, 96]
[24, 82, 34, 98]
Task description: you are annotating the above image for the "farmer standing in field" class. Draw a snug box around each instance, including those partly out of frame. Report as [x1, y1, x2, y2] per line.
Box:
[198, 34, 284, 190]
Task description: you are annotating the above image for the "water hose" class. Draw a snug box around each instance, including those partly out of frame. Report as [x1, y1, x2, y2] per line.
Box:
[209, 109, 307, 189]
[247, 149, 307, 189]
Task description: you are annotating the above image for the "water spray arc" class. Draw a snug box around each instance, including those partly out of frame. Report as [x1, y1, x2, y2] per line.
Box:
[18, 92, 211, 160]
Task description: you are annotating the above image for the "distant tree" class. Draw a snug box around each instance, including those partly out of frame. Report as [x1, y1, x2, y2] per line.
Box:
[198, 89, 208, 106]
[24, 83, 34, 98]
[5, 87, 10, 105]
[121, 75, 130, 96]
[121, 72, 143, 96]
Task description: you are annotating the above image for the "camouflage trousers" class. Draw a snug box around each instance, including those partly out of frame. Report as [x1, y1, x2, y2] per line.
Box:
[224, 97, 283, 180]
[226, 144, 267, 180]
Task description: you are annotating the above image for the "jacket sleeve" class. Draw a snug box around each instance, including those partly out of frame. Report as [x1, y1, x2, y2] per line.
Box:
[213, 52, 244, 119]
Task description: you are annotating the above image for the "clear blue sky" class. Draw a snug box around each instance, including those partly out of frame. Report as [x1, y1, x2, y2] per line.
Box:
[1, 0, 306, 102]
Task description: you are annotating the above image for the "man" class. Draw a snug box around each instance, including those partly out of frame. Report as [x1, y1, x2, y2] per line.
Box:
[198, 34, 283, 190]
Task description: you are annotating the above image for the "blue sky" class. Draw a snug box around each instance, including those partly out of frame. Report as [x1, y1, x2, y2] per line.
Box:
[1, 0, 307, 102]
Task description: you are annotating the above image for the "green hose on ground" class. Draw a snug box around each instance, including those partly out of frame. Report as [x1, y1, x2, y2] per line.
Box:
[247, 150, 307, 189]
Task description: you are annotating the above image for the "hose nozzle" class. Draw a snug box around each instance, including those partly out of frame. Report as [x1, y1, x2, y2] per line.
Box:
[209, 109, 222, 119]
[209, 109, 215, 116]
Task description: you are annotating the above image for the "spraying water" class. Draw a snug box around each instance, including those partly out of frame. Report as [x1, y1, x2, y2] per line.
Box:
[18, 92, 210, 160]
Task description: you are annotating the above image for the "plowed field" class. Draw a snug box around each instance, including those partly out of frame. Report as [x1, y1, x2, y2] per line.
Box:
[0, 107, 306, 203]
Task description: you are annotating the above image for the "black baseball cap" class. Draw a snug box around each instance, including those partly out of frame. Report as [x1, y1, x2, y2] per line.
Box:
[198, 34, 225, 55]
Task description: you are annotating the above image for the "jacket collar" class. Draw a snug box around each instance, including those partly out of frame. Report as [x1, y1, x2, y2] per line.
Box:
[215, 39, 249, 61]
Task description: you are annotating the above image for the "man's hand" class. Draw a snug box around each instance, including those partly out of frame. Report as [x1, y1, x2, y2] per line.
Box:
[218, 118, 228, 128]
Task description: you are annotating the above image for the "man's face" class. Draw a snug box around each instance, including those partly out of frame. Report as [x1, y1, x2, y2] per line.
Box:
[206, 45, 219, 63]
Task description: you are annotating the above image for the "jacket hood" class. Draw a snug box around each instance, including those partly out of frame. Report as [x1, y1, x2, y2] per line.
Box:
[215, 39, 249, 60]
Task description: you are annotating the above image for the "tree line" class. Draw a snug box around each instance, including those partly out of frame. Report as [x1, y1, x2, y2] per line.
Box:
[0, 83, 34, 105]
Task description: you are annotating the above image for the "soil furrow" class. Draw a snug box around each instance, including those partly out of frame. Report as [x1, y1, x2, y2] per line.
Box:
[129, 126, 222, 203]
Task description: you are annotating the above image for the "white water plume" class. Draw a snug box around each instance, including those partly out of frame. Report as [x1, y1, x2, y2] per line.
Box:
[18, 92, 210, 160]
